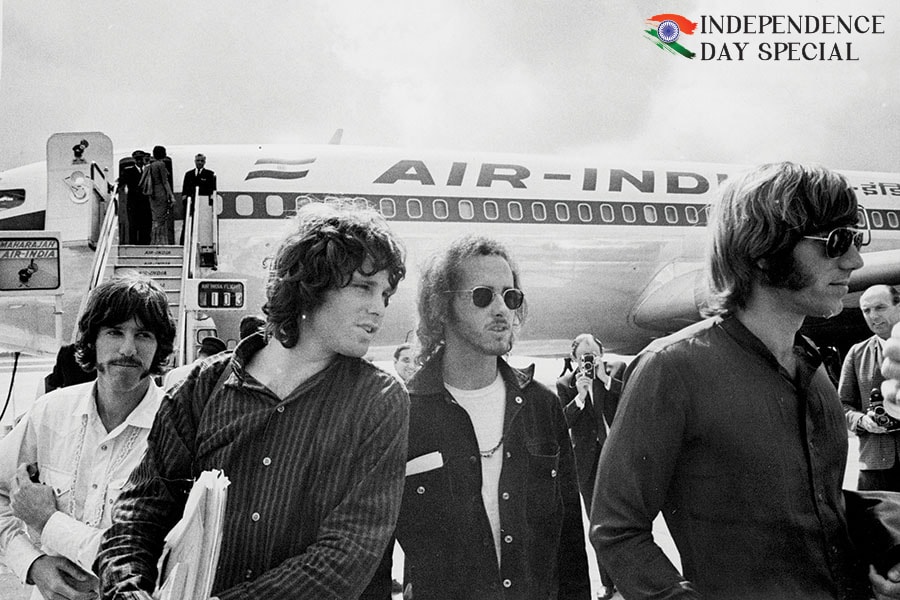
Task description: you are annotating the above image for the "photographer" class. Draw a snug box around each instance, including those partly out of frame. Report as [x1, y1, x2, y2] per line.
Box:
[840, 284, 900, 491]
[556, 333, 624, 600]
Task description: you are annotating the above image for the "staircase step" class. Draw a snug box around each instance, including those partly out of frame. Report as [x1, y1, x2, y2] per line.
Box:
[117, 245, 184, 259]
[111, 264, 184, 278]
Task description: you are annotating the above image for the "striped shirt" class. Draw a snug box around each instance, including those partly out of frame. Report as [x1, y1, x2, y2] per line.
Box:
[96, 333, 409, 600]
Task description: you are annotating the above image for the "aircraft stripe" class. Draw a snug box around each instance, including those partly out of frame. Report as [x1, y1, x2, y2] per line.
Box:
[215, 191, 900, 234]
[244, 170, 310, 181]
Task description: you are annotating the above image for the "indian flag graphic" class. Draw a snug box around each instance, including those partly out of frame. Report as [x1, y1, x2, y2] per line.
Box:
[644, 14, 698, 59]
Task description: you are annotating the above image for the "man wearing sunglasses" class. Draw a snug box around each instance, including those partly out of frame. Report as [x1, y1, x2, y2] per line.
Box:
[840, 285, 900, 492]
[393, 235, 590, 599]
[591, 162, 900, 599]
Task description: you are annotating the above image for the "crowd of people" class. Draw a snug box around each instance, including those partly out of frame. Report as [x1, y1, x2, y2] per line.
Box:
[115, 148, 216, 247]
[3, 161, 900, 600]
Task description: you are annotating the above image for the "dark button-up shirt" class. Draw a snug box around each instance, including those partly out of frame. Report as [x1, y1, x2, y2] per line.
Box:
[591, 316, 870, 600]
[396, 350, 591, 600]
[96, 333, 409, 600]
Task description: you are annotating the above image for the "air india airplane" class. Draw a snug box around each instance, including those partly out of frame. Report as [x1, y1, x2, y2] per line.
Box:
[2, 131, 900, 381]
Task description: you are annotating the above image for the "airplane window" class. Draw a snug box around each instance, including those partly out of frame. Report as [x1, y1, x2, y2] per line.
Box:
[508, 201, 523, 221]
[871, 211, 884, 228]
[379, 198, 396, 218]
[236, 194, 254, 216]
[577, 203, 592, 222]
[665, 205, 678, 224]
[484, 201, 499, 221]
[532, 202, 547, 221]
[643, 205, 657, 224]
[622, 204, 636, 223]
[888, 211, 899, 229]
[685, 206, 699, 224]
[600, 204, 615, 223]
[407, 198, 423, 219]
[433, 199, 449, 219]
[266, 195, 284, 217]
[460, 200, 475, 220]
[555, 203, 570, 222]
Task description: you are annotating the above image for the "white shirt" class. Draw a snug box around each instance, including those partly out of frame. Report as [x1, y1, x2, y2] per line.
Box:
[0, 379, 162, 594]
[446, 374, 506, 565]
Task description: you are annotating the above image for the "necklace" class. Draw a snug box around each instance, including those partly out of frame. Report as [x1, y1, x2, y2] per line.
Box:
[479, 436, 504, 458]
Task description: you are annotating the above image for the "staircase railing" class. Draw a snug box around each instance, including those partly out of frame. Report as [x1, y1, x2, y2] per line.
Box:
[71, 165, 119, 342]
[174, 192, 198, 367]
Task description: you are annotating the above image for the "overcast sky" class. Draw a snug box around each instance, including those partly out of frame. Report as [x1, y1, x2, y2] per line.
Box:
[1, 0, 898, 173]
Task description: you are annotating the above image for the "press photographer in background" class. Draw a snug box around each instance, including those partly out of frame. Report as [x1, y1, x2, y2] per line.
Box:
[556, 334, 625, 600]
[841, 285, 900, 492]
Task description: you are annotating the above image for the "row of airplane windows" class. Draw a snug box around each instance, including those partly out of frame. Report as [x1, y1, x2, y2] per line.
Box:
[231, 194, 900, 229]
[234, 194, 711, 225]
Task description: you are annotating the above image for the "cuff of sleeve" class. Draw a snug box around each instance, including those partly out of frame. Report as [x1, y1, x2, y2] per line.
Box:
[6, 534, 44, 584]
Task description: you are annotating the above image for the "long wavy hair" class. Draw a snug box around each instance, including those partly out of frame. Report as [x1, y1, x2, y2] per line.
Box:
[705, 161, 859, 316]
[75, 273, 175, 373]
[262, 200, 406, 348]
[416, 235, 526, 363]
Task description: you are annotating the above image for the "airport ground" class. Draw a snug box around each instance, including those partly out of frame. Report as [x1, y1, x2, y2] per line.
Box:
[0, 355, 865, 599]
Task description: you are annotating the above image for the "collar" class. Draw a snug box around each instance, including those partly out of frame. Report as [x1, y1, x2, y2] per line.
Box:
[719, 314, 822, 372]
[72, 379, 163, 429]
[407, 347, 535, 397]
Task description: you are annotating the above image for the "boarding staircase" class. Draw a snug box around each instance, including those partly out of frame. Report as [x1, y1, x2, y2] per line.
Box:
[79, 191, 203, 368]
[104, 243, 184, 325]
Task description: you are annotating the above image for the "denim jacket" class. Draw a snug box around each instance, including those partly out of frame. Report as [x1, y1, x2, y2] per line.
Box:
[396, 350, 591, 600]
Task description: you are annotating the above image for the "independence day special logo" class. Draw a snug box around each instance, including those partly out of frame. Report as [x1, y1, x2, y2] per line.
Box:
[643, 13, 699, 59]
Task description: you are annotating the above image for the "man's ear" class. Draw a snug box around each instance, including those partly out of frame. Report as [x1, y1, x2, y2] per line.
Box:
[756, 258, 770, 272]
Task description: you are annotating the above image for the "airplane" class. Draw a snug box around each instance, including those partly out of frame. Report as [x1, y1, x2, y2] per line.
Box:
[2, 132, 900, 393]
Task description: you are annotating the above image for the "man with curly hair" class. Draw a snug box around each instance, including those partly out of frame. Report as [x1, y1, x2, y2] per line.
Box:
[0, 273, 175, 600]
[394, 235, 590, 599]
[96, 201, 409, 600]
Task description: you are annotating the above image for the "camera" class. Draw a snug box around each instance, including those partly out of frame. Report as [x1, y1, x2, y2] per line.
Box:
[580, 353, 596, 379]
[868, 388, 900, 432]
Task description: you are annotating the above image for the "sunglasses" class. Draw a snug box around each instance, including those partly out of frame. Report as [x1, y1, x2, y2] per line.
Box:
[802, 227, 868, 259]
[444, 286, 525, 310]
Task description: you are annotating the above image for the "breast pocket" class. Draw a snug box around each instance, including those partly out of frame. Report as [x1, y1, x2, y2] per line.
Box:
[105, 477, 129, 512]
[40, 466, 74, 513]
[526, 442, 561, 523]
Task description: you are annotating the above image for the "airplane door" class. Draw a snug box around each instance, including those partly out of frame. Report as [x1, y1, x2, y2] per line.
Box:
[46, 132, 114, 244]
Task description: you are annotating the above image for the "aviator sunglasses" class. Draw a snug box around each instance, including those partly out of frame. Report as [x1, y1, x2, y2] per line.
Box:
[802, 227, 869, 259]
[443, 286, 525, 310]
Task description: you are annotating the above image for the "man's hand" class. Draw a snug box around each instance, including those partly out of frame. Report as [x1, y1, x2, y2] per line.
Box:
[28, 555, 97, 600]
[860, 414, 889, 434]
[574, 374, 592, 408]
[871, 564, 900, 599]
[11, 463, 57, 533]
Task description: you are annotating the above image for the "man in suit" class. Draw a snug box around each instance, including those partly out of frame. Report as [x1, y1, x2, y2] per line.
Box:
[179, 153, 217, 244]
[115, 150, 151, 245]
[556, 333, 624, 600]
[840, 283, 900, 491]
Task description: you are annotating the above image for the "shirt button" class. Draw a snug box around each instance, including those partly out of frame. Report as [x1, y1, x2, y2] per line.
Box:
[251, 512, 260, 522]
[502, 492, 510, 500]
[262, 457, 272, 466]
[550, 469, 557, 478]
[100, 445, 108, 451]
[245, 569, 253, 580]
[503, 579, 512, 588]
[506, 451, 512, 458]
[504, 535, 513, 543]
[92, 483, 98, 489]
[276, 406, 285, 413]
[416, 486, 426, 495]
[515, 396, 523, 404]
